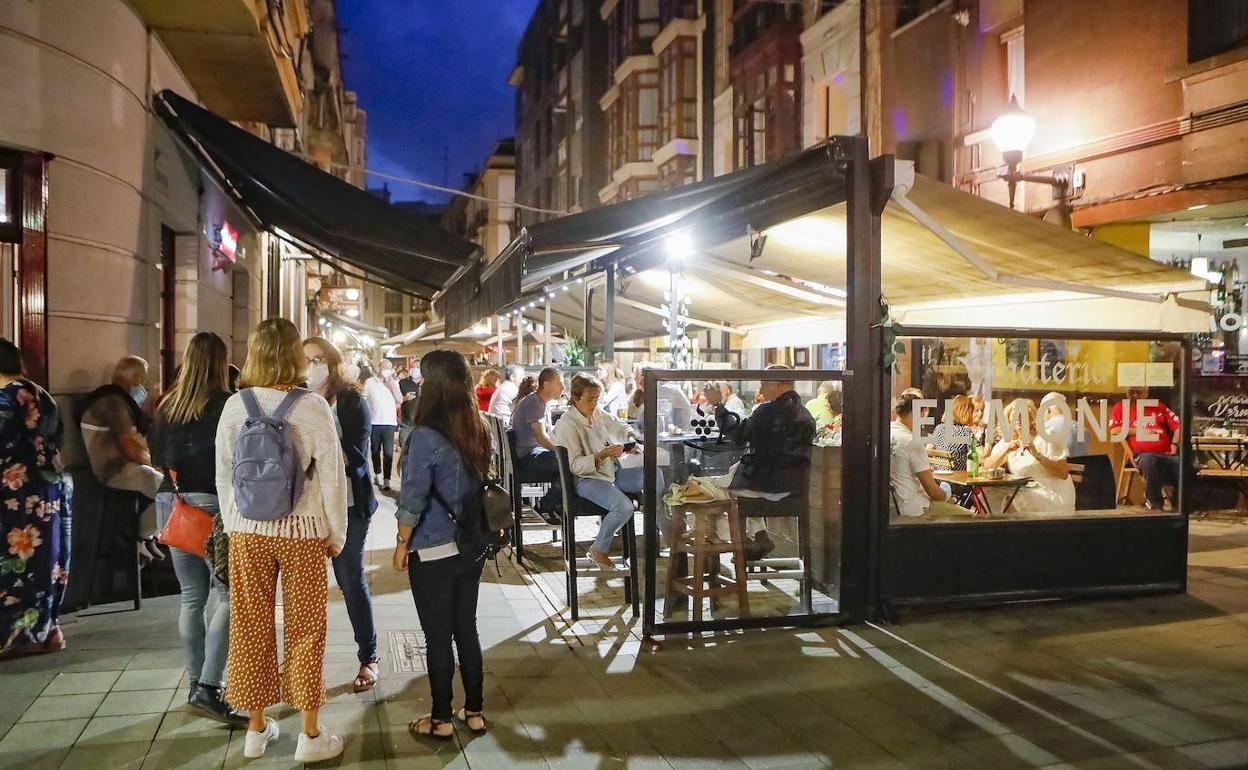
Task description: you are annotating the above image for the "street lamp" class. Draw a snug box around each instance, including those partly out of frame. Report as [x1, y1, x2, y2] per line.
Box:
[990, 96, 1077, 213]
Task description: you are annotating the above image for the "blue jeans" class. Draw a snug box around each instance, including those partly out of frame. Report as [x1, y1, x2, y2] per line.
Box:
[332, 513, 377, 663]
[155, 492, 229, 688]
[576, 466, 662, 552]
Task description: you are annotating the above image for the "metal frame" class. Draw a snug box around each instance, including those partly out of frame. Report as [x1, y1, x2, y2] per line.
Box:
[641, 368, 849, 636]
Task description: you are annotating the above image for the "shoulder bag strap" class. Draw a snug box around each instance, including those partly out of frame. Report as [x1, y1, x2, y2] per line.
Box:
[271, 387, 306, 422]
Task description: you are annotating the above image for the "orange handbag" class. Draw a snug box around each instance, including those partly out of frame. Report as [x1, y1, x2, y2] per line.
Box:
[157, 471, 213, 558]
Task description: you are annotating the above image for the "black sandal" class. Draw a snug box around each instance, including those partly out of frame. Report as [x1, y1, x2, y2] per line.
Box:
[352, 659, 380, 693]
[409, 715, 454, 740]
[456, 708, 488, 735]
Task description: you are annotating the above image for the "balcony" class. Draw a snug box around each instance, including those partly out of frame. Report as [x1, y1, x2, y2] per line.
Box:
[131, 0, 308, 126]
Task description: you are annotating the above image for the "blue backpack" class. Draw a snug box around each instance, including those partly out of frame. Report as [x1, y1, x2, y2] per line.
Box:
[232, 388, 309, 522]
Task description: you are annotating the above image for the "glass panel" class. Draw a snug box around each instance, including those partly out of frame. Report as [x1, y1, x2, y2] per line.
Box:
[643, 370, 843, 630]
[888, 334, 1187, 524]
[0, 168, 9, 223]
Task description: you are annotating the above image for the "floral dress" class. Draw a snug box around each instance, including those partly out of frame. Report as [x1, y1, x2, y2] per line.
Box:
[0, 379, 71, 654]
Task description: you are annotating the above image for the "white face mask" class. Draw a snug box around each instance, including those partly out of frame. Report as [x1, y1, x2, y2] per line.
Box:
[381, 367, 394, 379]
[306, 363, 330, 390]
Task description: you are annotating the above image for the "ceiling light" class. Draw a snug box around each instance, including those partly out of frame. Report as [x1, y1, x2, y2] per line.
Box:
[1187, 204, 1208, 211]
[665, 231, 695, 266]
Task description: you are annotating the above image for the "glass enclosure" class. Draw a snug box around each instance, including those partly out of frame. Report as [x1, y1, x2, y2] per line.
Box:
[888, 331, 1189, 524]
[640, 369, 844, 634]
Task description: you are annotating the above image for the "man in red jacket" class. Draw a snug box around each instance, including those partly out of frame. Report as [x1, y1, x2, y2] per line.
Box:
[1109, 387, 1181, 509]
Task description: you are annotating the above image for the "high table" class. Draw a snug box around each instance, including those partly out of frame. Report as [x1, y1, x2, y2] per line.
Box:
[938, 470, 1033, 517]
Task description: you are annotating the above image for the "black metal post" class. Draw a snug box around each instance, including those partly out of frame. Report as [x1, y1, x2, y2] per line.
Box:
[604, 264, 616, 360]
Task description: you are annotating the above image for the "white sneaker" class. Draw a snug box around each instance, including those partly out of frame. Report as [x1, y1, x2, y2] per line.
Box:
[243, 717, 279, 758]
[295, 730, 344, 763]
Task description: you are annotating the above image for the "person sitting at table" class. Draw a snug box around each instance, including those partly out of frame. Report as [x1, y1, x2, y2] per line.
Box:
[595, 360, 630, 418]
[890, 393, 972, 519]
[931, 395, 977, 471]
[805, 381, 841, 429]
[982, 399, 1075, 514]
[512, 367, 565, 521]
[487, 365, 525, 425]
[629, 362, 692, 432]
[554, 375, 661, 571]
[1108, 387, 1181, 510]
[718, 381, 747, 418]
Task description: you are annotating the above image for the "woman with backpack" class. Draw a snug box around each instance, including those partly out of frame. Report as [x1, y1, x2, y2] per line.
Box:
[215, 318, 347, 762]
[392, 349, 491, 739]
[302, 335, 380, 693]
[148, 332, 245, 725]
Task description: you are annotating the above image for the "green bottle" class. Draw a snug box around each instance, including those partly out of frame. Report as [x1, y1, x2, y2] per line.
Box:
[968, 438, 980, 477]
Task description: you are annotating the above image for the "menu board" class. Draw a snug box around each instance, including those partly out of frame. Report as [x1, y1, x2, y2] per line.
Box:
[1193, 375, 1248, 430]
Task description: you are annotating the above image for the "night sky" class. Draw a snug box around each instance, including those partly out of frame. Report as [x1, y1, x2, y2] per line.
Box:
[337, 0, 539, 203]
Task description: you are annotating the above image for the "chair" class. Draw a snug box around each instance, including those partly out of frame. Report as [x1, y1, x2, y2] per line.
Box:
[554, 446, 637, 621]
[927, 447, 954, 472]
[734, 494, 813, 614]
[505, 429, 560, 564]
[1117, 443, 1141, 503]
[664, 497, 750, 622]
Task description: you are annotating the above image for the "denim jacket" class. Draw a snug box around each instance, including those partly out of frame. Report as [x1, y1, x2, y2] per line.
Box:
[396, 426, 476, 552]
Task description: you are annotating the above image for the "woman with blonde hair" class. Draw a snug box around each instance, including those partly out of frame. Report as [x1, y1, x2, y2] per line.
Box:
[475, 369, 501, 412]
[930, 395, 977, 471]
[215, 318, 347, 761]
[150, 332, 244, 724]
[303, 336, 380, 693]
[595, 360, 629, 417]
[981, 398, 1075, 513]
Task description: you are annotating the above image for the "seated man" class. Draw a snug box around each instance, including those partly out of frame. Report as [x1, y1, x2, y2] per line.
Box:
[1109, 387, 1181, 510]
[488, 364, 525, 425]
[79, 355, 164, 555]
[512, 366, 564, 521]
[726, 366, 818, 557]
[890, 392, 972, 519]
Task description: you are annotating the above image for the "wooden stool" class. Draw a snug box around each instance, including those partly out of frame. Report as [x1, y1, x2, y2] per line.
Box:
[663, 498, 750, 622]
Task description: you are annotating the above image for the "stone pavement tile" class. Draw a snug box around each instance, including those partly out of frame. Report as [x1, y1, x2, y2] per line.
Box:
[0, 717, 85, 770]
[77, 712, 164, 746]
[142, 735, 231, 769]
[96, 688, 177, 717]
[61, 738, 150, 770]
[16, 692, 105, 723]
[1177, 737, 1248, 768]
[112, 667, 184, 691]
[377, 721, 468, 767]
[1010, 722, 1141, 764]
[152, 707, 236, 741]
[124, 649, 184, 670]
[41, 670, 122, 695]
[1132, 707, 1240, 744]
[956, 732, 1063, 768]
[55, 649, 137, 673]
[221, 709, 304, 769]
[1191, 699, 1248, 736]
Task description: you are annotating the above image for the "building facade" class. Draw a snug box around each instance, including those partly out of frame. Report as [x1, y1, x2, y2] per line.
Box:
[0, 0, 369, 393]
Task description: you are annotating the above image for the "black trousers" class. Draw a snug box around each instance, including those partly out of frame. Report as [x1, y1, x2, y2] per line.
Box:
[516, 449, 562, 511]
[370, 425, 396, 482]
[407, 551, 486, 720]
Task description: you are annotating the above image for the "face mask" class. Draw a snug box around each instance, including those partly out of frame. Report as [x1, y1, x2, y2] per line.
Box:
[306, 363, 330, 390]
[381, 367, 394, 379]
[130, 385, 148, 407]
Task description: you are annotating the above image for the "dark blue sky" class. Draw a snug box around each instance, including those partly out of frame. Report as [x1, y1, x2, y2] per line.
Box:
[337, 0, 539, 203]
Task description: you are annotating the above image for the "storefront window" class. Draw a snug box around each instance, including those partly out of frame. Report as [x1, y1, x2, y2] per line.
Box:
[639, 370, 844, 632]
[887, 332, 1189, 525]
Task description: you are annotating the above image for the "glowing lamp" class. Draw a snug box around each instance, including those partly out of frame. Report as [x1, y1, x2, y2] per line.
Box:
[990, 96, 1035, 167]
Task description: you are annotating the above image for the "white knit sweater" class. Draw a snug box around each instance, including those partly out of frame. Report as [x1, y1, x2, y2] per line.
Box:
[214, 388, 348, 552]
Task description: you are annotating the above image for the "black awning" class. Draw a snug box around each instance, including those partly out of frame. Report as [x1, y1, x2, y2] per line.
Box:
[154, 90, 479, 299]
[435, 141, 846, 333]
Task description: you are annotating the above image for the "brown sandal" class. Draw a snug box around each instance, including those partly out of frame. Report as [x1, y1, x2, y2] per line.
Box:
[455, 708, 487, 735]
[409, 715, 454, 740]
[352, 659, 380, 693]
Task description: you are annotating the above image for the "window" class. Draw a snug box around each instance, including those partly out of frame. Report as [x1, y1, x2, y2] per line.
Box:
[0, 152, 18, 244]
[384, 291, 404, 314]
[1001, 27, 1025, 106]
[659, 155, 697, 189]
[895, 0, 943, 29]
[384, 316, 404, 337]
[1189, 0, 1248, 62]
[733, 60, 800, 169]
[659, 36, 698, 144]
[609, 70, 661, 170]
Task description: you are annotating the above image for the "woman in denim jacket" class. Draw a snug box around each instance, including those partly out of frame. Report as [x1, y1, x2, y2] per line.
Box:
[392, 350, 491, 739]
[150, 332, 244, 726]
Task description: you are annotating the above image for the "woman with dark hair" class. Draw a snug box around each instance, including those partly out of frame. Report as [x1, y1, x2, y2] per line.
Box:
[512, 375, 537, 409]
[0, 339, 71, 661]
[149, 332, 244, 723]
[393, 349, 492, 739]
[303, 336, 380, 693]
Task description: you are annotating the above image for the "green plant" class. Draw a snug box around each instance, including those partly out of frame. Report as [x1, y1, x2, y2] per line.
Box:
[561, 332, 589, 366]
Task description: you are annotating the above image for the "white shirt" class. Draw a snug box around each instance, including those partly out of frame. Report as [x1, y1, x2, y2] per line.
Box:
[723, 394, 747, 418]
[488, 379, 520, 424]
[993, 434, 1076, 513]
[553, 406, 633, 483]
[599, 380, 629, 418]
[215, 388, 348, 552]
[363, 377, 398, 426]
[889, 420, 932, 518]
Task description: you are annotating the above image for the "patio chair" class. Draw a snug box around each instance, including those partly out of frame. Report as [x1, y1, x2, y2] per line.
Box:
[505, 429, 561, 564]
[554, 446, 638, 621]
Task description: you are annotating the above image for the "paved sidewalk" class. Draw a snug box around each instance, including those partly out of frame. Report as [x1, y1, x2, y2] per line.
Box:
[1, 495, 1247, 769]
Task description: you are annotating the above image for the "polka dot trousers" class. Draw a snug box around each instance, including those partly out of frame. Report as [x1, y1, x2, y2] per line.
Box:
[226, 533, 328, 711]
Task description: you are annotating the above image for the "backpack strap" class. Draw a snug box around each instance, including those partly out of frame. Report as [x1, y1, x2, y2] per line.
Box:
[271, 388, 307, 422]
[240, 388, 264, 420]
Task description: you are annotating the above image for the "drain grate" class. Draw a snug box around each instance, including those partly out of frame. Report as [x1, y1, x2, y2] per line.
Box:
[389, 631, 426, 673]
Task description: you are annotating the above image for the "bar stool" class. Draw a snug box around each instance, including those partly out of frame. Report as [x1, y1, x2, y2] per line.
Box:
[554, 447, 637, 621]
[663, 497, 750, 622]
[506, 429, 560, 564]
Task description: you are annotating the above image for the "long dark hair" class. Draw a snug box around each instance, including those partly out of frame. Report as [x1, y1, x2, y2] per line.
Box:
[414, 349, 491, 479]
[160, 332, 228, 424]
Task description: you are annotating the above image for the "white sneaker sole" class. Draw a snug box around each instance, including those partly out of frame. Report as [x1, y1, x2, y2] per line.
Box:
[294, 735, 343, 763]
